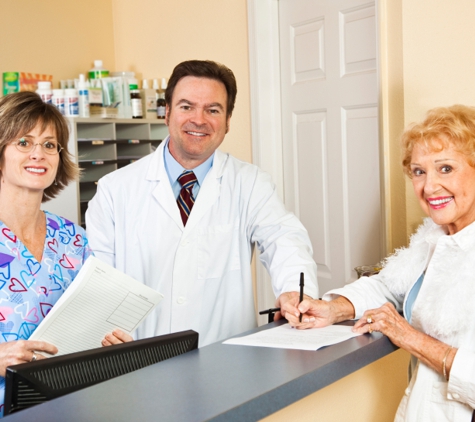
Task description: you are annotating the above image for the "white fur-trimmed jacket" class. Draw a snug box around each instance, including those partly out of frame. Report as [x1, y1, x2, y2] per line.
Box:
[324, 218, 475, 421]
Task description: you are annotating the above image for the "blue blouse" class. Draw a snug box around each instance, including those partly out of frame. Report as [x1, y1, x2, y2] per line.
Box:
[0, 211, 92, 416]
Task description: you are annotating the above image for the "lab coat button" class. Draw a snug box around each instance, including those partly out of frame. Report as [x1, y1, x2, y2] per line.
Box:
[447, 393, 453, 400]
[405, 387, 411, 396]
[177, 297, 185, 304]
[452, 393, 460, 399]
[181, 240, 190, 247]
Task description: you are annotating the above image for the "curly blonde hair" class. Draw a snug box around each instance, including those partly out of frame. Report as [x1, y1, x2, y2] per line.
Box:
[401, 105, 475, 177]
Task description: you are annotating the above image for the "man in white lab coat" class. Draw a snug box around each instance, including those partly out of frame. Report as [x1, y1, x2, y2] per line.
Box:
[86, 60, 318, 347]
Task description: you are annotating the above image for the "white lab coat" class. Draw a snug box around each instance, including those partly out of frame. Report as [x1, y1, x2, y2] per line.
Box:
[325, 218, 475, 421]
[86, 140, 318, 346]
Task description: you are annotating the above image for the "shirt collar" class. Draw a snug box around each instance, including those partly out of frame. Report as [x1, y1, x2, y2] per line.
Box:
[163, 138, 214, 186]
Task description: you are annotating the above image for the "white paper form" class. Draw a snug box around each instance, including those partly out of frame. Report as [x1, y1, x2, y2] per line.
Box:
[223, 324, 361, 351]
[30, 256, 163, 356]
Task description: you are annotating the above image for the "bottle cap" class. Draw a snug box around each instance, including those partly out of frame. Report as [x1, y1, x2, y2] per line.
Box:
[52, 89, 64, 96]
[152, 79, 159, 90]
[37, 81, 52, 90]
[65, 88, 78, 96]
[161, 78, 167, 89]
[94, 60, 103, 68]
[142, 79, 149, 89]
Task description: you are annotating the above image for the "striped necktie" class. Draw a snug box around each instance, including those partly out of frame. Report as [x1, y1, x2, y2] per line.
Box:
[177, 170, 197, 225]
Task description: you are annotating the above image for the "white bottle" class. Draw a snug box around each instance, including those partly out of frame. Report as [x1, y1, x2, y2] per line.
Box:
[36, 81, 52, 104]
[64, 88, 79, 116]
[51, 89, 65, 115]
[141, 79, 158, 119]
[77, 74, 90, 118]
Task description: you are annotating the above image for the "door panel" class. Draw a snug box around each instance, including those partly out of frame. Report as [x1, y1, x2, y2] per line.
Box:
[279, 0, 381, 293]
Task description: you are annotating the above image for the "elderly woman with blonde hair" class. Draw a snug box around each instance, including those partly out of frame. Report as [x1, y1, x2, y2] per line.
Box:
[283, 105, 475, 421]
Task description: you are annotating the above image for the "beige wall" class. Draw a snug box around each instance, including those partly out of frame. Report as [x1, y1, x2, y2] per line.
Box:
[4, 0, 475, 243]
[0, 0, 115, 89]
[400, 0, 475, 239]
[1, 0, 251, 165]
[111, 0, 252, 163]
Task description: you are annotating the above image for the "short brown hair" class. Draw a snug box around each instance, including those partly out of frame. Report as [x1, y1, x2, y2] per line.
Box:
[401, 105, 475, 177]
[165, 60, 237, 118]
[0, 91, 79, 202]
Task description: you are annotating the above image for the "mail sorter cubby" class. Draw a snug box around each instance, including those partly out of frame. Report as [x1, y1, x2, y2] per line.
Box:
[43, 117, 168, 228]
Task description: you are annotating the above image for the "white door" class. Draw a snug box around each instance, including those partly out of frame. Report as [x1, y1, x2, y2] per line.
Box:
[279, 0, 382, 293]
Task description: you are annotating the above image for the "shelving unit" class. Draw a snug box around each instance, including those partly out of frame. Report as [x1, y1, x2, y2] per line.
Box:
[43, 117, 168, 226]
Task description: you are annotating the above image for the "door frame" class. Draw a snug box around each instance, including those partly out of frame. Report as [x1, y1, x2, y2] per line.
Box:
[247, 0, 390, 316]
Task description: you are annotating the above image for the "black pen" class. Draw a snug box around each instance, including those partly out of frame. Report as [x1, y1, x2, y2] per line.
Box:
[299, 272, 304, 322]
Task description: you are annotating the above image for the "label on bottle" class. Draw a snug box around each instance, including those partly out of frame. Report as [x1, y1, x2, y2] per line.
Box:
[64, 96, 79, 116]
[52, 97, 65, 115]
[131, 98, 143, 118]
[157, 106, 166, 119]
[38, 92, 53, 105]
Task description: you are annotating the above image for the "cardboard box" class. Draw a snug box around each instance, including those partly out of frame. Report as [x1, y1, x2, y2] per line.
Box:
[2, 72, 53, 96]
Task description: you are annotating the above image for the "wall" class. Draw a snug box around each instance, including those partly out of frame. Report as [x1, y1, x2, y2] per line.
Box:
[111, 0, 252, 164]
[263, 349, 410, 422]
[401, 0, 475, 238]
[0, 0, 115, 90]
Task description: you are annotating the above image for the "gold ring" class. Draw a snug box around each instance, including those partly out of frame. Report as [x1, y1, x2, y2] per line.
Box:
[368, 326, 373, 334]
[31, 352, 37, 362]
[366, 315, 373, 324]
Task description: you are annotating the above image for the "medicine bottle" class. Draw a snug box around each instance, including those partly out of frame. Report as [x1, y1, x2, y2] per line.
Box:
[129, 82, 143, 119]
[64, 88, 79, 116]
[51, 89, 65, 115]
[88, 60, 109, 80]
[156, 78, 167, 119]
[78, 74, 90, 118]
[36, 81, 52, 104]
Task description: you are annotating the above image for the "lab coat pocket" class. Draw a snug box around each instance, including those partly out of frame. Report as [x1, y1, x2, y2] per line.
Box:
[430, 381, 454, 421]
[197, 220, 241, 280]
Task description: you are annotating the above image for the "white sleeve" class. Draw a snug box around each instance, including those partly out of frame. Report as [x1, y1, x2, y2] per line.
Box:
[323, 272, 404, 318]
[447, 348, 475, 409]
[85, 178, 116, 267]
[247, 169, 318, 299]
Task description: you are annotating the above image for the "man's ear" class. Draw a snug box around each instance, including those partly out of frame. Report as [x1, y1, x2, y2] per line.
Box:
[165, 105, 170, 126]
[226, 115, 231, 134]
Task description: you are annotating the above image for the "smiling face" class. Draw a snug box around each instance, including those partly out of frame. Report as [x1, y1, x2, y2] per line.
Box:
[1, 123, 59, 198]
[410, 141, 475, 234]
[166, 76, 231, 169]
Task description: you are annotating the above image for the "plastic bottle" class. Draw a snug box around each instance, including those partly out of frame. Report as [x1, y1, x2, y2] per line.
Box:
[88, 79, 103, 107]
[111, 71, 135, 119]
[88, 60, 109, 80]
[77, 74, 90, 118]
[64, 88, 79, 116]
[36, 81, 52, 104]
[156, 78, 167, 119]
[129, 79, 143, 119]
[51, 89, 65, 115]
[141, 79, 157, 119]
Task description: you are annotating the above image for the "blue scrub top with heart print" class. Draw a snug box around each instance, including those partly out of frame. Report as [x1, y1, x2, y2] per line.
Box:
[0, 210, 92, 417]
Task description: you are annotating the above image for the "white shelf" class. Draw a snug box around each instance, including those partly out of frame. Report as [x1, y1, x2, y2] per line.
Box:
[43, 118, 168, 226]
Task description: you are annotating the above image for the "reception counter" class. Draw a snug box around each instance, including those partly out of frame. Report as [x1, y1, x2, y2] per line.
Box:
[4, 320, 409, 421]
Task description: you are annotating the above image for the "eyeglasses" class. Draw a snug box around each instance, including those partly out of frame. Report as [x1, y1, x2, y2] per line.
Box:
[12, 138, 63, 155]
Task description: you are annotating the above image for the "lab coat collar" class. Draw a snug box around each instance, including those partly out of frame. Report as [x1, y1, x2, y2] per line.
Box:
[146, 137, 229, 234]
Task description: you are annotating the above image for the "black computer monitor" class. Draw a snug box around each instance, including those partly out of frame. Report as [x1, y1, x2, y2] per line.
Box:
[4, 330, 198, 416]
